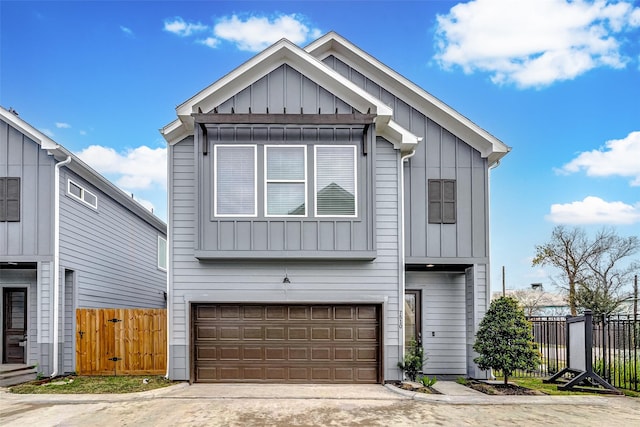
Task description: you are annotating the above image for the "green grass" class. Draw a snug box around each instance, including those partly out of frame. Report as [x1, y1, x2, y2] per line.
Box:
[506, 377, 640, 397]
[9, 375, 176, 394]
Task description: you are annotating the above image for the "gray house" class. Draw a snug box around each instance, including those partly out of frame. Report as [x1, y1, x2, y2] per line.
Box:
[0, 106, 167, 382]
[161, 32, 509, 383]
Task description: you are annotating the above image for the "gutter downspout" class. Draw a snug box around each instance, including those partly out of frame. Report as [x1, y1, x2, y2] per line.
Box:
[399, 148, 417, 375]
[52, 155, 71, 378]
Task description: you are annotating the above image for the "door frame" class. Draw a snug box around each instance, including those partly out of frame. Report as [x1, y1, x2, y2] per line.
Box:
[2, 286, 29, 364]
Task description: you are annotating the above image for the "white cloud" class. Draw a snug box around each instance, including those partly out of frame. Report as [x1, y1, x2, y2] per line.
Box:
[434, 0, 640, 88]
[42, 128, 54, 138]
[546, 196, 640, 224]
[163, 17, 207, 37]
[75, 145, 167, 190]
[559, 131, 640, 186]
[79, 130, 87, 136]
[197, 37, 220, 49]
[120, 25, 134, 37]
[213, 14, 322, 52]
[55, 122, 71, 129]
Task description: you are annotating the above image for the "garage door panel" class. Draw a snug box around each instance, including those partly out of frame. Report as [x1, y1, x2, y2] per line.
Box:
[193, 304, 380, 383]
[311, 327, 331, 340]
[288, 327, 308, 339]
[266, 327, 285, 340]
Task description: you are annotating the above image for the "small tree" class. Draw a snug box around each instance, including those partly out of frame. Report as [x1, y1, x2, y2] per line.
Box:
[397, 339, 425, 381]
[473, 297, 540, 384]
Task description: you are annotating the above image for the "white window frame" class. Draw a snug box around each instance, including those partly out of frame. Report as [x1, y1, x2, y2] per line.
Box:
[157, 236, 167, 271]
[213, 144, 257, 217]
[264, 145, 307, 218]
[314, 145, 358, 218]
[67, 179, 98, 209]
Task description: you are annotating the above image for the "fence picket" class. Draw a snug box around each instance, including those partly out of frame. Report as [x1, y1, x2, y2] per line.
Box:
[75, 308, 166, 375]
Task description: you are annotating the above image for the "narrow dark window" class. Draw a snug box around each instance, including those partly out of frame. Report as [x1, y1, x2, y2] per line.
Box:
[428, 179, 456, 224]
[405, 290, 422, 348]
[0, 177, 21, 222]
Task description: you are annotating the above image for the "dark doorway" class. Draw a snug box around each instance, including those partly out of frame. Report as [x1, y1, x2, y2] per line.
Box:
[3, 288, 27, 364]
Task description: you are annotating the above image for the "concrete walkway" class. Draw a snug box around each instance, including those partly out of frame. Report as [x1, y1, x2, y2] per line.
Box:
[1, 382, 639, 426]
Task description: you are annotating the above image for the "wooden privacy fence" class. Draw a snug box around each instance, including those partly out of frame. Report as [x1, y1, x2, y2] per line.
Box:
[76, 308, 166, 375]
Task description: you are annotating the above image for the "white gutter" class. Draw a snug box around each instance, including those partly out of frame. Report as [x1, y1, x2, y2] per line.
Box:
[398, 148, 417, 375]
[51, 155, 71, 378]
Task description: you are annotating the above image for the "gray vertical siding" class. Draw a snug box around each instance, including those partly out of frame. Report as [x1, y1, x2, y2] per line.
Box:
[216, 64, 353, 114]
[169, 137, 402, 381]
[405, 271, 467, 375]
[59, 168, 166, 308]
[323, 55, 490, 264]
[0, 118, 54, 260]
[195, 124, 375, 257]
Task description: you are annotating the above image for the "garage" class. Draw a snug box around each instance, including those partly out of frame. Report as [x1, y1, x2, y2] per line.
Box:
[192, 303, 380, 383]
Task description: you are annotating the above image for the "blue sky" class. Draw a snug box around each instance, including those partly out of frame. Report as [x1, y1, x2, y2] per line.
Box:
[1, 0, 639, 293]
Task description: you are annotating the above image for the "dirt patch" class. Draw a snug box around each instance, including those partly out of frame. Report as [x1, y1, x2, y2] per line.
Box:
[388, 381, 440, 394]
[464, 380, 545, 395]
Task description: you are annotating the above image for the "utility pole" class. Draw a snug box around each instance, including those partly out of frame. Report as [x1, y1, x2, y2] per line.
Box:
[634, 274, 638, 322]
[502, 266, 506, 297]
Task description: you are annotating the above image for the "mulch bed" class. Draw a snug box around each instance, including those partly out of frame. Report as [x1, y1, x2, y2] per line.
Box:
[388, 380, 440, 394]
[465, 379, 545, 395]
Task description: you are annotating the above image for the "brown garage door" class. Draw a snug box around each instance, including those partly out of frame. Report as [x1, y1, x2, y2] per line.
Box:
[192, 304, 380, 383]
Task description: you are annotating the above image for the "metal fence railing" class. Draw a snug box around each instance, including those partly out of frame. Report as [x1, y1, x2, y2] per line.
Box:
[506, 315, 640, 391]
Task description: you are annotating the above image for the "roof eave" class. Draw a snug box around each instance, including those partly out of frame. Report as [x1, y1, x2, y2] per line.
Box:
[306, 32, 511, 164]
[162, 38, 393, 145]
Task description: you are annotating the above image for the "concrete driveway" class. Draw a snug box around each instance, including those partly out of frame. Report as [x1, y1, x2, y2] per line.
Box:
[1, 382, 640, 426]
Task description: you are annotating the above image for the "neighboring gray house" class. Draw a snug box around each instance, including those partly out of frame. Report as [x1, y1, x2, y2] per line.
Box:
[161, 32, 509, 383]
[0, 106, 167, 381]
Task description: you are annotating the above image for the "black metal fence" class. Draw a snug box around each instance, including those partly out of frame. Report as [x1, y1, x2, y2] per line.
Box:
[509, 315, 640, 391]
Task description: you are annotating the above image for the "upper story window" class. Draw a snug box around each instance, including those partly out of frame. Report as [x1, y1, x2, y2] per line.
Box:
[265, 145, 307, 217]
[0, 177, 20, 222]
[157, 236, 167, 271]
[315, 145, 357, 217]
[428, 179, 456, 224]
[213, 144, 358, 219]
[214, 145, 257, 217]
[68, 179, 98, 209]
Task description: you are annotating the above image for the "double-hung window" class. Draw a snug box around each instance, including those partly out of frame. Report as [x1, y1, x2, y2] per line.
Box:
[315, 145, 357, 217]
[214, 145, 257, 216]
[265, 145, 306, 216]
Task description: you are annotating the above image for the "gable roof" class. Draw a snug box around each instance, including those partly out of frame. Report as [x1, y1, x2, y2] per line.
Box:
[0, 106, 166, 233]
[161, 38, 420, 154]
[162, 32, 509, 165]
[305, 32, 510, 166]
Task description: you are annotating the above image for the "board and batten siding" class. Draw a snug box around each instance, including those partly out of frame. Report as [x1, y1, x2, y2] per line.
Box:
[58, 168, 166, 309]
[0, 118, 54, 260]
[405, 271, 467, 375]
[322, 55, 490, 264]
[168, 137, 403, 381]
[215, 64, 354, 115]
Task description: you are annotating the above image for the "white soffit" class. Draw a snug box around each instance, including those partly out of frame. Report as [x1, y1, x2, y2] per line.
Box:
[305, 32, 511, 165]
[161, 39, 397, 146]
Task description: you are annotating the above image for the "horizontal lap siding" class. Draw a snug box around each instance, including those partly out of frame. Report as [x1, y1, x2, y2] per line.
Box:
[59, 169, 166, 309]
[406, 271, 467, 375]
[169, 138, 401, 381]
